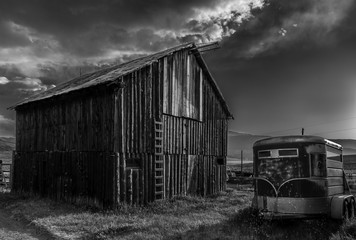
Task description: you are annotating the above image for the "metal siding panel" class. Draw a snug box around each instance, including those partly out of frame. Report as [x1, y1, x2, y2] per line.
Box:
[328, 185, 344, 196]
[327, 168, 343, 177]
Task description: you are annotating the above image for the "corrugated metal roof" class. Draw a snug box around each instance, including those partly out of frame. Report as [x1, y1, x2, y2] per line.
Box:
[9, 42, 233, 117]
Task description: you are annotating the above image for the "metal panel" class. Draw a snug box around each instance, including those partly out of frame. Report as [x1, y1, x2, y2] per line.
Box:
[328, 185, 344, 196]
[327, 159, 343, 169]
[327, 168, 343, 177]
[327, 177, 344, 186]
[256, 196, 329, 214]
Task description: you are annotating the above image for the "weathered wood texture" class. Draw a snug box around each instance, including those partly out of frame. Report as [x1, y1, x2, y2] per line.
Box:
[15, 87, 115, 152]
[12, 151, 116, 207]
[13, 47, 229, 206]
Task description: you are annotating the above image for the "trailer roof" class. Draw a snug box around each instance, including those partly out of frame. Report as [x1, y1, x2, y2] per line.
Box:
[253, 135, 342, 150]
[9, 42, 233, 118]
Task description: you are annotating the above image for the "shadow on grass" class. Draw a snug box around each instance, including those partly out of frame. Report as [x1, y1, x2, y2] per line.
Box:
[0, 191, 347, 240]
[91, 226, 139, 239]
[177, 208, 342, 240]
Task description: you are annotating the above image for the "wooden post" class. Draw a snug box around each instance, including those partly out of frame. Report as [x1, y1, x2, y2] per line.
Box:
[240, 150, 243, 176]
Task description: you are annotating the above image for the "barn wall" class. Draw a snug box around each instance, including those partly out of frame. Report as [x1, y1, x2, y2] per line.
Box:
[160, 51, 228, 196]
[114, 49, 229, 203]
[112, 65, 156, 154]
[12, 151, 116, 207]
[112, 64, 159, 203]
[16, 88, 115, 152]
[13, 88, 117, 207]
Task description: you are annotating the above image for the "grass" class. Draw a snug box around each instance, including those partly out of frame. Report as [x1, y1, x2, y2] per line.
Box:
[0, 185, 355, 240]
[331, 219, 356, 240]
[0, 187, 252, 239]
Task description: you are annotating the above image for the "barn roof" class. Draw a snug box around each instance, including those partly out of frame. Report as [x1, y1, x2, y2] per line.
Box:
[253, 135, 342, 150]
[9, 42, 233, 118]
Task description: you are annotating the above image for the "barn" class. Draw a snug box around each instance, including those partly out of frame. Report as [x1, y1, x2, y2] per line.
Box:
[9, 42, 233, 207]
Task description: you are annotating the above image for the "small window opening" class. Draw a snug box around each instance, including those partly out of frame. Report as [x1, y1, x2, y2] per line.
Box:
[216, 157, 225, 165]
[278, 149, 298, 157]
[258, 150, 271, 158]
[126, 158, 141, 169]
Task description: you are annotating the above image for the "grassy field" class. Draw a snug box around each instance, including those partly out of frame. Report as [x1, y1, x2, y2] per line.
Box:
[0, 185, 355, 239]
[227, 163, 253, 174]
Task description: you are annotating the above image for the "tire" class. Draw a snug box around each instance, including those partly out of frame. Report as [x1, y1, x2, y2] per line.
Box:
[349, 199, 355, 219]
[343, 200, 350, 221]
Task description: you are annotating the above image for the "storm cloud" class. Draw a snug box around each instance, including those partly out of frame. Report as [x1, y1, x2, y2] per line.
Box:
[1, 0, 356, 139]
[203, 0, 356, 138]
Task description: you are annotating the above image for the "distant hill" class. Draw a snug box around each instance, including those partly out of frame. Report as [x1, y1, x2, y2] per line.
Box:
[0, 137, 15, 151]
[330, 139, 356, 155]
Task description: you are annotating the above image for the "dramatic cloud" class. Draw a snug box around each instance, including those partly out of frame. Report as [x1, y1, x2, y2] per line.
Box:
[0, 0, 266, 87]
[1, 0, 356, 139]
[203, 0, 356, 138]
[0, 0, 267, 137]
[0, 77, 10, 85]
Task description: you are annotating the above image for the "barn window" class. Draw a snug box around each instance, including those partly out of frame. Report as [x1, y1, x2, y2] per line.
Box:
[216, 157, 225, 165]
[126, 158, 141, 169]
[162, 54, 203, 121]
[185, 55, 203, 121]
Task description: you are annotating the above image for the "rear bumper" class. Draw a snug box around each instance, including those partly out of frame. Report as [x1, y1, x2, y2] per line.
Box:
[253, 196, 330, 217]
[259, 211, 325, 220]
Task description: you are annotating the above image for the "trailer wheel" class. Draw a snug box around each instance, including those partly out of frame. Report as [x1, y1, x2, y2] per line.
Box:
[349, 198, 355, 219]
[343, 200, 350, 220]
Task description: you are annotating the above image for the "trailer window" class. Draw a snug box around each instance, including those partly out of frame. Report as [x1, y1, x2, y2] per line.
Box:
[311, 153, 326, 177]
[326, 146, 342, 162]
[258, 150, 271, 158]
[278, 149, 298, 157]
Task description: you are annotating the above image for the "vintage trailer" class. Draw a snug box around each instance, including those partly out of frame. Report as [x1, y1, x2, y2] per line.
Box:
[252, 136, 355, 220]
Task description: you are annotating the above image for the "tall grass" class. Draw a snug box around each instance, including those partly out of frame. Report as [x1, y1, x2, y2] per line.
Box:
[0, 187, 351, 240]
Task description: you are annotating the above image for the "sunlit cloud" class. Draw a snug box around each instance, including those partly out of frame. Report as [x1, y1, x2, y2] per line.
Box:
[0, 77, 10, 85]
[14, 77, 55, 93]
[189, 0, 265, 41]
[241, 0, 354, 58]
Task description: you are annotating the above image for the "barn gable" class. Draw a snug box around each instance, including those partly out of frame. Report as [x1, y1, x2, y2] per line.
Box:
[10, 42, 232, 118]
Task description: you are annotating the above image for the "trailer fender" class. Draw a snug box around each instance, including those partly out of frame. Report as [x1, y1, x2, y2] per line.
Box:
[330, 195, 354, 219]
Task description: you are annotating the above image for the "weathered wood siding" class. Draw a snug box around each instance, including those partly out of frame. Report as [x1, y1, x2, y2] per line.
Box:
[12, 151, 116, 207]
[13, 88, 117, 207]
[112, 64, 158, 204]
[160, 50, 228, 197]
[15, 88, 115, 152]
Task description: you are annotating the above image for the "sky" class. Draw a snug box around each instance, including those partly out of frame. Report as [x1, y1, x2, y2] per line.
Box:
[0, 0, 356, 139]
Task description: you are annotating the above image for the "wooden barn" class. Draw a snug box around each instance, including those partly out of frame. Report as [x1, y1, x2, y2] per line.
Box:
[9, 42, 233, 207]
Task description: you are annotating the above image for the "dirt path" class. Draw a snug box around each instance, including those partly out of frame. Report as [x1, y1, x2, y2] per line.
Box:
[0, 208, 52, 240]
